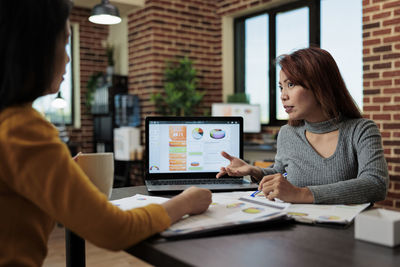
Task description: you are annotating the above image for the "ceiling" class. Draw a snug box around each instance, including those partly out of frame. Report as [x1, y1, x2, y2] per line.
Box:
[73, 0, 144, 16]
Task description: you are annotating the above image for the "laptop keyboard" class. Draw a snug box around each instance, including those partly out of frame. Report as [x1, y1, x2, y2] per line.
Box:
[148, 179, 243, 185]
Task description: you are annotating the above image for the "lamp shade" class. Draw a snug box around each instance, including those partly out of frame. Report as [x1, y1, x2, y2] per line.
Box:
[52, 91, 67, 109]
[89, 0, 121, 25]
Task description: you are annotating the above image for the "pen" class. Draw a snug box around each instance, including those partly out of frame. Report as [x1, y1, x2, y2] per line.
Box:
[250, 172, 288, 197]
[250, 190, 260, 197]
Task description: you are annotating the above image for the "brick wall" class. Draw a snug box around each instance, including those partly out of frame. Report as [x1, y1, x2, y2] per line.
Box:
[127, 0, 222, 133]
[362, 0, 400, 209]
[67, 7, 109, 153]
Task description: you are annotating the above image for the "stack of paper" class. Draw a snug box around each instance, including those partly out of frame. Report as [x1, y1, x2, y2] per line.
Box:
[110, 194, 168, 210]
[163, 192, 289, 237]
[245, 190, 370, 225]
[286, 203, 370, 225]
[110, 191, 370, 238]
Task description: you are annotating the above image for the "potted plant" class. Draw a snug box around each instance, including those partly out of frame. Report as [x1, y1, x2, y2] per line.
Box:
[86, 72, 104, 111]
[227, 92, 250, 103]
[151, 57, 204, 116]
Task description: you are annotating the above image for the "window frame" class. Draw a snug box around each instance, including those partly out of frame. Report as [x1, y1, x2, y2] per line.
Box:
[32, 23, 81, 128]
[63, 30, 75, 126]
[234, 0, 320, 126]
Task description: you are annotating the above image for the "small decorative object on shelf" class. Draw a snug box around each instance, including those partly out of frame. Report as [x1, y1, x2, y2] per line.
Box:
[105, 43, 114, 86]
[114, 94, 140, 127]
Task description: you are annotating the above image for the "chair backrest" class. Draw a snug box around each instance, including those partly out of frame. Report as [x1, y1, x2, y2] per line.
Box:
[254, 161, 274, 168]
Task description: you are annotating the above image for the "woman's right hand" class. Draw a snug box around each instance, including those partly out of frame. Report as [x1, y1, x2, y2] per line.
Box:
[216, 151, 254, 178]
[72, 152, 82, 162]
[162, 187, 212, 223]
[180, 187, 212, 214]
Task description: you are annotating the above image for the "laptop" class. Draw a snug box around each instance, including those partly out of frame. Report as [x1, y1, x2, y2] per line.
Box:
[145, 116, 259, 192]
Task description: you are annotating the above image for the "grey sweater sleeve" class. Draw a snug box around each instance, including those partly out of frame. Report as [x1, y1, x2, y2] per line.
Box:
[308, 120, 388, 204]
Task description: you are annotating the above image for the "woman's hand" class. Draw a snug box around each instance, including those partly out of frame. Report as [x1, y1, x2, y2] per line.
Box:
[72, 152, 82, 162]
[179, 187, 212, 214]
[258, 173, 314, 203]
[216, 151, 261, 179]
[162, 187, 212, 223]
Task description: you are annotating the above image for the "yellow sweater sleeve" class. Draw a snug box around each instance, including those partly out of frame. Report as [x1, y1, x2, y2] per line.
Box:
[0, 106, 171, 250]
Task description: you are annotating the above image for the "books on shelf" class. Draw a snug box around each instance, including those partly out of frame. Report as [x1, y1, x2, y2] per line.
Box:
[110, 191, 370, 238]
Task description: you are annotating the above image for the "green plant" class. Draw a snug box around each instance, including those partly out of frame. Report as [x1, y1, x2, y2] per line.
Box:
[151, 57, 204, 116]
[227, 92, 250, 103]
[86, 72, 103, 110]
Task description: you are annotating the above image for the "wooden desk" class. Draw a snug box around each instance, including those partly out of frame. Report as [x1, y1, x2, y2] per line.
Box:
[112, 186, 400, 267]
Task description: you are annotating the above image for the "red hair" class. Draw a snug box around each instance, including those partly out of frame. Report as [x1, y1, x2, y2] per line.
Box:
[277, 47, 361, 126]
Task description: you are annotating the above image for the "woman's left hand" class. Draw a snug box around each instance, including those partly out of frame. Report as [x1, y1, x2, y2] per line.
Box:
[72, 152, 82, 162]
[258, 173, 314, 203]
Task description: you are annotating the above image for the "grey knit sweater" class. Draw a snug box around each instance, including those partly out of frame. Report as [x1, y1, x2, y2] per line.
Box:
[261, 117, 389, 204]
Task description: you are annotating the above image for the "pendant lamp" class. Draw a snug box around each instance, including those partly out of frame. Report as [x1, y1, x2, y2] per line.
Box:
[52, 91, 67, 109]
[89, 0, 121, 25]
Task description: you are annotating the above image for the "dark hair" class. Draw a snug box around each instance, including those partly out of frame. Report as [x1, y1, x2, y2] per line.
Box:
[277, 46, 362, 126]
[0, 0, 72, 111]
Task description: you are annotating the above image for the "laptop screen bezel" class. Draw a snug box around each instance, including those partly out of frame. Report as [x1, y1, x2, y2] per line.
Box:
[145, 116, 243, 180]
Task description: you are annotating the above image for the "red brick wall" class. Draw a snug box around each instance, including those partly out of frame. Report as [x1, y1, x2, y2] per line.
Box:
[217, 0, 273, 15]
[127, 0, 222, 128]
[362, 0, 400, 209]
[67, 7, 109, 153]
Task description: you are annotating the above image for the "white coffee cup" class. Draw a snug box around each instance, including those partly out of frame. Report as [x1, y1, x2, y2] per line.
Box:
[76, 152, 114, 199]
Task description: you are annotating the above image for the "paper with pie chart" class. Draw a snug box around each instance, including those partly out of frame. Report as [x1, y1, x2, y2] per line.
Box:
[239, 194, 369, 225]
[285, 203, 370, 224]
[165, 192, 288, 234]
[110, 191, 369, 239]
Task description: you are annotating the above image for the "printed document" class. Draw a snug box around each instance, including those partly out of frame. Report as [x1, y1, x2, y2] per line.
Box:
[110, 191, 370, 238]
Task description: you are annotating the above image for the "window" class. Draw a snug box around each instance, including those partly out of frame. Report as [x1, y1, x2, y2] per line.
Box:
[33, 23, 81, 128]
[276, 7, 309, 120]
[33, 34, 73, 125]
[235, 0, 362, 125]
[245, 14, 269, 123]
[321, 0, 363, 111]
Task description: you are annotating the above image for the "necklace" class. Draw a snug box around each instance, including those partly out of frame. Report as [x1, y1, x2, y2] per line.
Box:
[304, 117, 341, 134]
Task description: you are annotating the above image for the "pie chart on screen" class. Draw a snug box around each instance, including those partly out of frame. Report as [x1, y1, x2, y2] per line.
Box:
[210, 129, 225, 139]
[192, 128, 204, 140]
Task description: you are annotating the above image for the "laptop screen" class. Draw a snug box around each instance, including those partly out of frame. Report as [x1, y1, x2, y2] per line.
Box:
[146, 116, 243, 178]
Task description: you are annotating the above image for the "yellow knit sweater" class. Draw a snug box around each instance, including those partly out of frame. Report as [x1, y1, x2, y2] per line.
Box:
[0, 104, 171, 267]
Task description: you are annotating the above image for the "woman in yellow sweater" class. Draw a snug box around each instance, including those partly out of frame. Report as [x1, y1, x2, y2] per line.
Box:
[0, 1, 212, 266]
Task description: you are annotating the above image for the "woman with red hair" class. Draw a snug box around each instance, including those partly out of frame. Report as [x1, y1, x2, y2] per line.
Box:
[218, 47, 388, 205]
